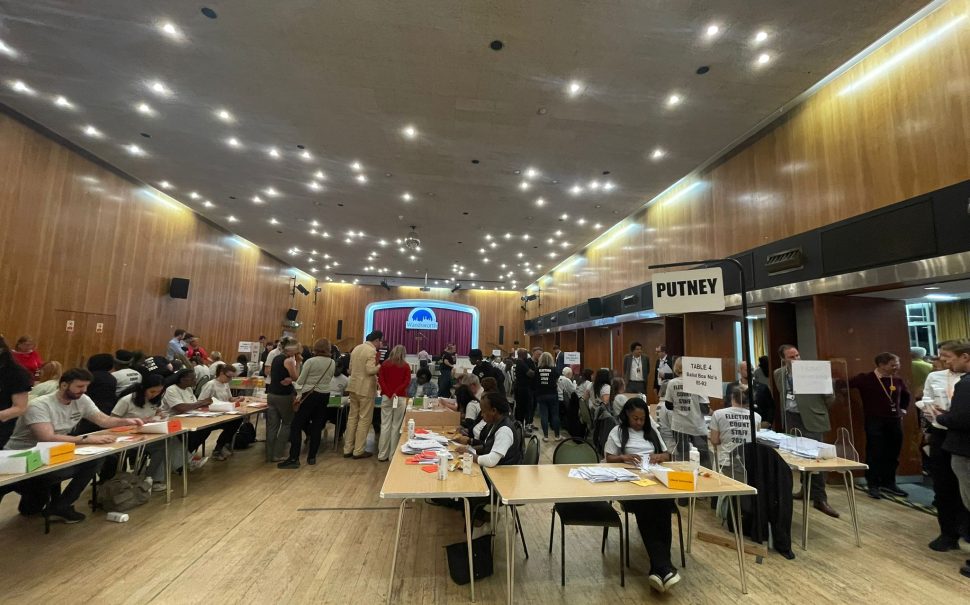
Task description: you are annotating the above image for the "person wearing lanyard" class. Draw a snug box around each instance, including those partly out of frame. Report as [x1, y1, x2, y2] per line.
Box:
[623, 342, 649, 394]
[849, 353, 911, 499]
[773, 344, 839, 518]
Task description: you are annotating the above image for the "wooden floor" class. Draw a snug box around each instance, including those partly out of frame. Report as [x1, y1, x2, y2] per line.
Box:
[0, 428, 967, 604]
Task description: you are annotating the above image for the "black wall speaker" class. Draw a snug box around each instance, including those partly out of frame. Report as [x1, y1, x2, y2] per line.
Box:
[169, 277, 190, 299]
[587, 297, 604, 317]
[498, 325, 505, 345]
[285, 308, 299, 321]
[336, 319, 343, 340]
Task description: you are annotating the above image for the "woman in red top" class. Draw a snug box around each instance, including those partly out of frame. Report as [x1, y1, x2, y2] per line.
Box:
[12, 336, 43, 380]
[183, 335, 212, 365]
[377, 345, 413, 461]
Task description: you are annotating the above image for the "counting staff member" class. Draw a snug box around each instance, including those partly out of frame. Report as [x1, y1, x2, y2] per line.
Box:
[709, 382, 761, 479]
[603, 398, 679, 594]
[455, 391, 522, 467]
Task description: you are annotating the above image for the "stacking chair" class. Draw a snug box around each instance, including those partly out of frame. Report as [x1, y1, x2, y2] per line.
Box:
[194, 374, 212, 398]
[510, 433, 541, 558]
[548, 438, 625, 587]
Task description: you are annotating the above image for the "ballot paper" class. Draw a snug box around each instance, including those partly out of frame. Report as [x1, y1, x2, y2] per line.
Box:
[568, 466, 639, 483]
[400, 438, 451, 456]
[75, 446, 114, 455]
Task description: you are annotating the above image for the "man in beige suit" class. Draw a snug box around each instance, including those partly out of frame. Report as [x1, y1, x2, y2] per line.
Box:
[344, 330, 382, 459]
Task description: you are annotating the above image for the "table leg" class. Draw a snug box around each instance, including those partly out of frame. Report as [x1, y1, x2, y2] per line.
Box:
[182, 433, 189, 498]
[842, 471, 862, 547]
[728, 494, 748, 594]
[386, 498, 408, 605]
[490, 488, 497, 537]
[801, 471, 811, 550]
[686, 497, 695, 554]
[164, 436, 172, 505]
[463, 497, 476, 602]
[505, 496, 514, 605]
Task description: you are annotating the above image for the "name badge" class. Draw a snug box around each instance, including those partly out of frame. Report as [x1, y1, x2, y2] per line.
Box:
[392, 396, 399, 409]
[786, 392, 796, 401]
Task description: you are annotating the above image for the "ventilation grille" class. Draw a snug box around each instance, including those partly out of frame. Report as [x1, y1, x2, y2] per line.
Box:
[765, 247, 804, 275]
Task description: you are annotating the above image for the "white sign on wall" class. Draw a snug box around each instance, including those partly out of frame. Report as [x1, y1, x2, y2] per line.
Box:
[652, 268, 725, 314]
[681, 356, 723, 399]
[791, 360, 834, 395]
[564, 352, 581, 365]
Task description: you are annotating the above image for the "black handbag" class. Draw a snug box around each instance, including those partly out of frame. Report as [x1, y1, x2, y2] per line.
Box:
[445, 534, 493, 585]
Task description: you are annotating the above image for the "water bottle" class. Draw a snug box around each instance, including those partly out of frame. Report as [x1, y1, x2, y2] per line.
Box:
[407, 418, 416, 441]
[689, 445, 700, 470]
[437, 451, 448, 480]
[106, 512, 129, 523]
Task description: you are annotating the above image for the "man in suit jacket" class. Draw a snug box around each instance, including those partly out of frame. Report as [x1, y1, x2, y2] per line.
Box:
[622, 342, 649, 394]
[654, 345, 676, 394]
[344, 330, 382, 459]
[553, 345, 565, 373]
[774, 343, 839, 517]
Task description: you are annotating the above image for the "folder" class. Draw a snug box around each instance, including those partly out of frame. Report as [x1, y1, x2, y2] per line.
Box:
[0, 449, 43, 474]
[138, 420, 182, 434]
[35, 442, 76, 465]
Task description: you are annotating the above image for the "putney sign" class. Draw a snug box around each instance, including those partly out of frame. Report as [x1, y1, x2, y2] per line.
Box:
[652, 267, 725, 314]
[406, 307, 439, 330]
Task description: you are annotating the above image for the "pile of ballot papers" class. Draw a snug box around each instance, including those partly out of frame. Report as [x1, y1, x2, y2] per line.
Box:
[400, 437, 449, 456]
[757, 430, 835, 459]
[567, 466, 640, 482]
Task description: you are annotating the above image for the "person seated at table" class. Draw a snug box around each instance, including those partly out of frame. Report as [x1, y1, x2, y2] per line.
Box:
[603, 397, 679, 593]
[28, 361, 62, 401]
[457, 374, 485, 432]
[592, 368, 613, 412]
[4, 368, 144, 523]
[112, 349, 144, 396]
[112, 374, 183, 492]
[610, 377, 629, 417]
[191, 354, 211, 382]
[407, 367, 438, 399]
[162, 369, 213, 469]
[184, 334, 212, 365]
[709, 382, 761, 480]
[233, 354, 249, 377]
[198, 364, 245, 462]
[455, 391, 522, 467]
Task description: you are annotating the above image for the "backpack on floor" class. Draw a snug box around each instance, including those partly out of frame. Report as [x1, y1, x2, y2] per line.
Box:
[445, 534, 493, 585]
[100, 469, 151, 512]
[234, 421, 257, 449]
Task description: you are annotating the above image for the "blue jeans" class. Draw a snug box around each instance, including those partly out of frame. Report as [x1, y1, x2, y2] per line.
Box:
[537, 394, 560, 437]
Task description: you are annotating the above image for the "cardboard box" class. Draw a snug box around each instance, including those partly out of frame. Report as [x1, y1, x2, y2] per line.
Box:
[651, 465, 697, 491]
[35, 442, 76, 465]
[0, 449, 43, 474]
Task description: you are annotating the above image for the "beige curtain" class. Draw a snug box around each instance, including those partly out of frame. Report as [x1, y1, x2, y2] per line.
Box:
[937, 300, 970, 341]
[752, 318, 767, 360]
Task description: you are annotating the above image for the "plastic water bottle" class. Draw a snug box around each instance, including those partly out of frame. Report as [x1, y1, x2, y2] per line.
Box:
[689, 445, 700, 470]
[437, 451, 448, 480]
[106, 512, 129, 523]
[407, 418, 416, 441]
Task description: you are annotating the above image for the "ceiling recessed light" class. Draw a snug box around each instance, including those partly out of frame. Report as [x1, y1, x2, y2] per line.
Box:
[522, 234, 531, 241]
[0, 39, 19, 58]
[603, 181, 615, 192]
[83, 125, 103, 138]
[53, 95, 74, 109]
[484, 234, 493, 241]
[519, 181, 530, 191]
[402, 192, 412, 202]
[135, 102, 156, 116]
[924, 286, 941, 290]
[215, 108, 234, 123]
[555, 229, 564, 236]
[187, 191, 200, 199]
[489, 242, 497, 249]
[226, 137, 241, 148]
[757, 53, 771, 65]
[203, 200, 214, 208]
[147, 80, 171, 97]
[158, 21, 182, 40]
[479, 247, 486, 254]
[264, 187, 279, 197]
[227, 215, 238, 223]
[10, 80, 34, 95]
[535, 197, 545, 207]
[577, 218, 587, 225]
[268, 147, 281, 159]
[667, 93, 682, 106]
[706, 24, 720, 38]
[754, 30, 769, 44]
[308, 181, 323, 191]
[300, 150, 312, 161]
[402, 125, 417, 139]
[252, 195, 264, 204]
[525, 167, 540, 179]
[559, 214, 568, 222]
[356, 174, 368, 184]
[313, 170, 326, 180]
[158, 180, 174, 190]
[125, 143, 146, 156]
[504, 233, 512, 239]
[567, 80, 584, 97]
[548, 252, 557, 258]
[546, 237, 554, 244]
[570, 185, 583, 196]
[351, 161, 363, 171]
[269, 218, 279, 225]
[651, 148, 666, 160]
[593, 223, 603, 229]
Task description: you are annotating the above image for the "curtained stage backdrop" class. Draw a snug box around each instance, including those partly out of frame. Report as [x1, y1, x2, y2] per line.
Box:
[371, 306, 475, 355]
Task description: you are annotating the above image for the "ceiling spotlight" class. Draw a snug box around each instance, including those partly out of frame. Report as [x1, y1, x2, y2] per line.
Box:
[0, 39, 19, 58]
[589, 180, 601, 190]
[53, 95, 74, 109]
[560, 241, 570, 248]
[479, 248, 486, 254]
[555, 229, 564, 236]
[83, 125, 103, 138]
[667, 93, 682, 106]
[577, 218, 587, 225]
[570, 185, 583, 195]
[136, 102, 156, 116]
[535, 197, 545, 207]
[548, 252, 557, 258]
[226, 137, 241, 148]
[754, 31, 769, 44]
[158, 21, 182, 39]
[147, 80, 171, 97]
[402, 125, 417, 139]
[566, 80, 584, 97]
[270, 218, 279, 225]
[125, 143, 146, 156]
[252, 195, 264, 204]
[203, 201, 215, 208]
[504, 232, 513, 239]
[522, 234, 530, 240]
[706, 24, 720, 38]
[322, 231, 330, 238]
[757, 53, 771, 65]
[188, 191, 200, 199]
[300, 150, 312, 161]
[264, 187, 279, 197]
[603, 181, 615, 191]
[227, 215, 238, 223]
[215, 108, 234, 123]
[158, 180, 174, 190]
[525, 167, 539, 179]
[268, 147, 281, 159]
[402, 192, 413, 202]
[594, 222, 603, 229]
[351, 161, 363, 171]
[558, 214, 567, 221]
[485, 234, 493, 240]
[10, 80, 34, 95]
[519, 181, 531, 191]
[308, 181, 323, 191]
[313, 170, 326, 180]
[651, 148, 666, 160]
[489, 242, 497, 249]
[546, 238, 554, 244]
[356, 174, 368, 184]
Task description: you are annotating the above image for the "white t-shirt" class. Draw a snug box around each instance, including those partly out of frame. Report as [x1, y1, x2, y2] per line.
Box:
[710, 407, 762, 468]
[112, 394, 163, 419]
[112, 368, 143, 395]
[28, 380, 59, 401]
[465, 399, 481, 421]
[472, 420, 486, 440]
[655, 404, 676, 451]
[330, 374, 349, 399]
[557, 376, 576, 401]
[662, 377, 709, 436]
[264, 348, 283, 384]
[478, 425, 514, 468]
[603, 420, 669, 457]
[162, 386, 197, 413]
[193, 365, 211, 382]
[5, 393, 102, 450]
[208, 361, 226, 375]
[629, 355, 645, 382]
[199, 380, 232, 402]
[612, 394, 629, 417]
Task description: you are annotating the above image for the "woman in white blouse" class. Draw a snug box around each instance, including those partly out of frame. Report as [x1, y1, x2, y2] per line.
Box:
[112, 374, 183, 491]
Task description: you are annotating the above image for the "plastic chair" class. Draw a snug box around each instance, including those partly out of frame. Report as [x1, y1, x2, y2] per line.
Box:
[194, 374, 212, 397]
[548, 438, 625, 587]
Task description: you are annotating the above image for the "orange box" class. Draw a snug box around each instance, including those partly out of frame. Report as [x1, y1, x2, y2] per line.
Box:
[35, 442, 76, 465]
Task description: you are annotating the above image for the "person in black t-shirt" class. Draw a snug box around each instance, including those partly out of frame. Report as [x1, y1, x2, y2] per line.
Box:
[535, 352, 562, 441]
[512, 349, 536, 429]
[439, 344, 456, 398]
[469, 349, 504, 391]
[0, 336, 32, 448]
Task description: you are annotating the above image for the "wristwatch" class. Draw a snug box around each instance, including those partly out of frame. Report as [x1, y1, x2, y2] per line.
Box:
[80, 434, 88, 441]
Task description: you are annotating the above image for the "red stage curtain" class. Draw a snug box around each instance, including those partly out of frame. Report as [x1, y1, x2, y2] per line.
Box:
[372, 307, 474, 355]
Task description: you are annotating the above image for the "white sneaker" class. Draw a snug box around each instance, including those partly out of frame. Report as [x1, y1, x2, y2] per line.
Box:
[189, 456, 209, 471]
[662, 571, 681, 591]
[647, 573, 666, 593]
[212, 447, 229, 462]
[151, 482, 168, 493]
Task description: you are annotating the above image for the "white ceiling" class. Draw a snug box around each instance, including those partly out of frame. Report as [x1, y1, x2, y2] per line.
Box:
[0, 0, 930, 289]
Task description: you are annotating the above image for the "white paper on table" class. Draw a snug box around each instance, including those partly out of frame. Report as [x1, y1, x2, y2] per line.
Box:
[76, 446, 114, 455]
[791, 360, 834, 395]
[115, 436, 136, 442]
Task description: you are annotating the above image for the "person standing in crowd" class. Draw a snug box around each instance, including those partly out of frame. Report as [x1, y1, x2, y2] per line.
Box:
[535, 351, 561, 442]
[438, 343, 456, 398]
[553, 345, 565, 372]
[279, 339, 335, 468]
[84, 353, 118, 414]
[911, 346, 934, 399]
[344, 331, 382, 459]
[623, 342, 649, 394]
[408, 366, 438, 398]
[260, 339, 275, 371]
[774, 344, 839, 518]
[739, 361, 775, 429]
[167, 329, 187, 361]
[11, 336, 43, 380]
[654, 345, 675, 394]
[753, 355, 772, 388]
[376, 342, 390, 365]
[576, 368, 594, 409]
[198, 364, 245, 462]
[233, 354, 248, 376]
[0, 336, 32, 448]
[112, 374, 182, 492]
[376, 345, 412, 462]
[850, 352, 912, 498]
[470, 348, 505, 391]
[4, 368, 144, 523]
[603, 397, 679, 593]
[924, 339, 970, 579]
[709, 382, 762, 479]
[417, 348, 430, 368]
[112, 349, 143, 395]
[918, 340, 970, 552]
[662, 358, 712, 469]
[512, 348, 534, 428]
[265, 340, 301, 463]
[263, 338, 287, 380]
[557, 366, 576, 418]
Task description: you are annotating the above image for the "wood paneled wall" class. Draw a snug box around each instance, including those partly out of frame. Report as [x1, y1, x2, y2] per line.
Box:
[0, 113, 524, 365]
[683, 313, 738, 409]
[531, 0, 970, 311]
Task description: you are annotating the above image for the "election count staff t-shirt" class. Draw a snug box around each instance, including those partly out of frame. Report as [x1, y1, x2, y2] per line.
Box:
[710, 407, 761, 468]
[4, 392, 102, 450]
[662, 376, 709, 436]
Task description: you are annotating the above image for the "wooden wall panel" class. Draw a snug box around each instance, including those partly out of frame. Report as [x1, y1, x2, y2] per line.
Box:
[683, 313, 738, 409]
[530, 1, 970, 311]
[813, 294, 919, 476]
[583, 328, 612, 373]
[0, 114, 523, 365]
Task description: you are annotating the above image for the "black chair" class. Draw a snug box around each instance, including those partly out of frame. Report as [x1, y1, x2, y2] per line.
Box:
[548, 438, 625, 587]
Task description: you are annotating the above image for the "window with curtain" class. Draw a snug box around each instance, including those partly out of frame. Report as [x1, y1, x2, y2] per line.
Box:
[935, 300, 970, 343]
[906, 302, 938, 352]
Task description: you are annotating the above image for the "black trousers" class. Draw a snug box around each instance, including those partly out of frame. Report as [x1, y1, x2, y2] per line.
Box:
[864, 416, 902, 489]
[18, 458, 104, 513]
[928, 429, 970, 539]
[513, 390, 533, 425]
[623, 499, 674, 574]
[290, 392, 330, 460]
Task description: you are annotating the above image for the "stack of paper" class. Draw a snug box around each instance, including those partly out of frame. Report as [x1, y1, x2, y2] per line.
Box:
[208, 400, 237, 412]
[777, 436, 836, 459]
[567, 466, 639, 482]
[756, 429, 786, 447]
[400, 438, 449, 455]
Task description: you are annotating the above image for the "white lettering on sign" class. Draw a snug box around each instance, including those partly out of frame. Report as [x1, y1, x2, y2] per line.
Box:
[681, 356, 723, 399]
[66, 320, 75, 332]
[651, 268, 726, 314]
[791, 360, 834, 395]
[95, 322, 104, 334]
